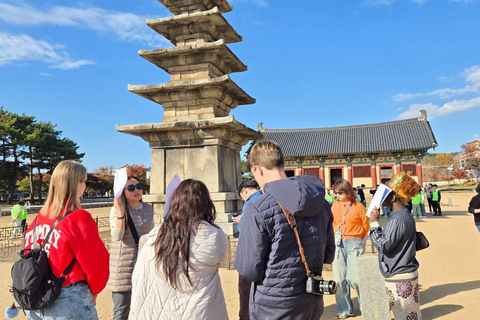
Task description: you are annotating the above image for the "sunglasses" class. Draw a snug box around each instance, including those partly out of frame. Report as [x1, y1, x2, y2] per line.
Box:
[125, 183, 144, 192]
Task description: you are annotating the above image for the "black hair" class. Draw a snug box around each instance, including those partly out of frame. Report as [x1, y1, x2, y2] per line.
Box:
[476, 183, 480, 193]
[238, 179, 259, 196]
[19, 200, 25, 206]
[361, 184, 365, 187]
[433, 184, 438, 187]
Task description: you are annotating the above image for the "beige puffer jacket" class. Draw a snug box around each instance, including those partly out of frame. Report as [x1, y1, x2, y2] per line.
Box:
[106, 202, 154, 292]
[129, 221, 230, 320]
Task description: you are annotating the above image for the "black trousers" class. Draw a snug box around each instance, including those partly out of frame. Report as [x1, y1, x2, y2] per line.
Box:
[432, 201, 442, 215]
[238, 275, 251, 320]
[427, 198, 433, 212]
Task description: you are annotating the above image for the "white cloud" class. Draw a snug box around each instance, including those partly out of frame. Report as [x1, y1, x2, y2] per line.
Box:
[449, 0, 476, 3]
[0, 3, 167, 47]
[39, 72, 56, 76]
[0, 31, 94, 69]
[398, 97, 480, 119]
[393, 65, 480, 101]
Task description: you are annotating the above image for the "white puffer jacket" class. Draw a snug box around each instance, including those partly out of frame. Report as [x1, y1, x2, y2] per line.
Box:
[129, 221, 230, 320]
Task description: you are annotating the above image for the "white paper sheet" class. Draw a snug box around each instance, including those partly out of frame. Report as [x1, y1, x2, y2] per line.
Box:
[366, 183, 393, 218]
[113, 167, 128, 198]
[163, 174, 182, 218]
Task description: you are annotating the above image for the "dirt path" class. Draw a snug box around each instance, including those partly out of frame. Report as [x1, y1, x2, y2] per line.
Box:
[1, 192, 479, 319]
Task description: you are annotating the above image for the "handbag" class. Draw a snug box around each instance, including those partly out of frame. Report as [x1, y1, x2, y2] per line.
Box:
[415, 231, 429, 251]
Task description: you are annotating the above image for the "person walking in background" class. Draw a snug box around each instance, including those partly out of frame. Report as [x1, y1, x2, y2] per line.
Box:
[235, 140, 335, 320]
[106, 176, 154, 320]
[233, 179, 261, 320]
[420, 187, 427, 218]
[332, 179, 370, 319]
[23, 160, 109, 320]
[411, 187, 422, 219]
[129, 179, 229, 320]
[426, 183, 434, 214]
[370, 173, 422, 320]
[326, 189, 334, 205]
[358, 184, 367, 207]
[468, 183, 480, 232]
[11, 200, 30, 237]
[431, 184, 442, 216]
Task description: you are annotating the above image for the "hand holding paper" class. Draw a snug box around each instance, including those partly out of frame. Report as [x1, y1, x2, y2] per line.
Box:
[366, 183, 392, 218]
[113, 167, 128, 199]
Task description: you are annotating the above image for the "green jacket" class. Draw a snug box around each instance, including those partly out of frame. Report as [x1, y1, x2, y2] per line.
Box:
[411, 193, 422, 205]
[11, 205, 28, 220]
[325, 194, 334, 204]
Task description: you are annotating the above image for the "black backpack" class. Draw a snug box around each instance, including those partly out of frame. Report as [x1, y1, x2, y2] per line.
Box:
[10, 210, 76, 310]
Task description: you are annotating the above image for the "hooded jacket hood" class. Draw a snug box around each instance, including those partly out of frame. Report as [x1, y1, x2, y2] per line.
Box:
[263, 175, 326, 218]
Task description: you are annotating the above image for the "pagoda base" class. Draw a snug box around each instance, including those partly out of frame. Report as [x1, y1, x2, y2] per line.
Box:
[116, 116, 262, 236]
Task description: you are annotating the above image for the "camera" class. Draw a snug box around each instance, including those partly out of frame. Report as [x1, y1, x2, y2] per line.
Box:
[306, 275, 337, 295]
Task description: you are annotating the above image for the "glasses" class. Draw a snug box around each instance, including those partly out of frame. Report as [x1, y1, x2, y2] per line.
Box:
[125, 183, 144, 192]
[81, 180, 91, 187]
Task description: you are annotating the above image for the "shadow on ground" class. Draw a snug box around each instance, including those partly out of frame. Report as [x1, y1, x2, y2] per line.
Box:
[421, 304, 463, 320]
[324, 297, 361, 318]
[421, 280, 480, 305]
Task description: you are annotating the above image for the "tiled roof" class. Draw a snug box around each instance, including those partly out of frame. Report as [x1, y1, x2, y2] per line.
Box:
[259, 116, 438, 157]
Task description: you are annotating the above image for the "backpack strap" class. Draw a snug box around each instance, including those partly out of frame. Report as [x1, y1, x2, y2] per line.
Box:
[39, 210, 76, 251]
[36, 210, 77, 278]
[126, 212, 140, 248]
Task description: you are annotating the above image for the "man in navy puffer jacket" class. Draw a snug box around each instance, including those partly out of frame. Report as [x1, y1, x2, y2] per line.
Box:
[234, 140, 335, 320]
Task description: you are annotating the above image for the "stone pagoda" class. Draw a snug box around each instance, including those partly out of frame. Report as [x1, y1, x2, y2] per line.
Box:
[116, 0, 262, 235]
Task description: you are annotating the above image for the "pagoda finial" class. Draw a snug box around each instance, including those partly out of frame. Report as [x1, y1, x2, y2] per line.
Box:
[258, 122, 265, 132]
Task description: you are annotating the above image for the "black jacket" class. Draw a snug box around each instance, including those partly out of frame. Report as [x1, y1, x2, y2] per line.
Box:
[468, 193, 480, 226]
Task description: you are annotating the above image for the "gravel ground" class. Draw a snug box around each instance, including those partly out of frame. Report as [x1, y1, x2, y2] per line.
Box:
[1, 191, 479, 319]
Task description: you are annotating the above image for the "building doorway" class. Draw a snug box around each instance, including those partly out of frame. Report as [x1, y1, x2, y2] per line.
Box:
[285, 170, 295, 177]
[330, 168, 343, 188]
[380, 166, 393, 184]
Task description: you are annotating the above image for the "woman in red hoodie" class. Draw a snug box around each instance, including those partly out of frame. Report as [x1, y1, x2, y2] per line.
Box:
[23, 160, 109, 320]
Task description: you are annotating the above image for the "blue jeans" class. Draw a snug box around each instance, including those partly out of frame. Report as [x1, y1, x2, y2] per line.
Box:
[27, 282, 98, 320]
[332, 237, 364, 316]
[476, 225, 480, 232]
[420, 204, 427, 217]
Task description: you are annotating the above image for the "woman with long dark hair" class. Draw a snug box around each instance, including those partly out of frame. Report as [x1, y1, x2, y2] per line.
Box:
[331, 179, 369, 319]
[129, 179, 229, 320]
[23, 160, 109, 320]
[106, 176, 154, 320]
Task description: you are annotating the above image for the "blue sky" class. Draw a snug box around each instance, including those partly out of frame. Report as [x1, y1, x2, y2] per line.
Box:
[1, 0, 479, 172]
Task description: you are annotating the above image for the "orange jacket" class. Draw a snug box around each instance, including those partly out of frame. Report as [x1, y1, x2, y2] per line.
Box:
[332, 200, 369, 239]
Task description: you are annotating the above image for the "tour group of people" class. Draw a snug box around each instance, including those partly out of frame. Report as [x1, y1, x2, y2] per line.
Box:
[16, 141, 480, 320]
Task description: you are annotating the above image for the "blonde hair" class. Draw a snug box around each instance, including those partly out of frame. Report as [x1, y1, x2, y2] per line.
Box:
[40, 160, 86, 219]
[247, 140, 284, 172]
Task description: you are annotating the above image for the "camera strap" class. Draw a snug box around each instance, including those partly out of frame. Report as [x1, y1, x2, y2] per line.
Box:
[277, 202, 321, 279]
[334, 203, 353, 229]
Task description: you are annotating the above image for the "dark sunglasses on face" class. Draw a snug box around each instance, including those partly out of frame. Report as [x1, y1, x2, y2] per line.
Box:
[126, 183, 144, 192]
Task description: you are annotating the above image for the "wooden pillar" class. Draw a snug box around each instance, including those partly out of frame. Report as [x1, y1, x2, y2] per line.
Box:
[416, 154, 424, 187]
[347, 157, 353, 184]
[318, 157, 325, 184]
[394, 154, 402, 174]
[370, 155, 377, 187]
[296, 158, 303, 176]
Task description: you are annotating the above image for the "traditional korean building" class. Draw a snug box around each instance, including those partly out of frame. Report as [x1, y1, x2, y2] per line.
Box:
[257, 110, 438, 189]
